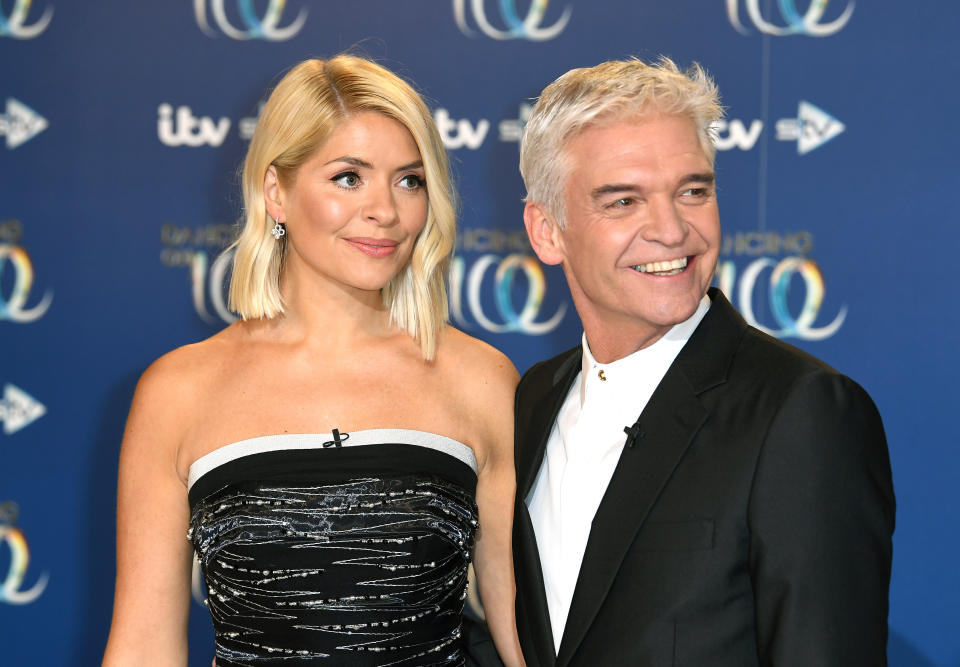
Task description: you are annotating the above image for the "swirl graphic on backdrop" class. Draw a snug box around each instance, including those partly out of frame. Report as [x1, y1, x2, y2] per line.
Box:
[0, 244, 53, 323]
[160, 223, 237, 325]
[0, 0, 52, 39]
[449, 254, 567, 334]
[188, 249, 237, 325]
[715, 256, 846, 340]
[164, 228, 567, 334]
[194, 0, 307, 41]
[453, 0, 571, 41]
[0, 502, 48, 605]
[726, 0, 854, 36]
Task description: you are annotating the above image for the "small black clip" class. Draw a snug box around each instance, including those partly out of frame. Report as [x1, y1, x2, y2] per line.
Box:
[323, 428, 349, 448]
[624, 419, 644, 448]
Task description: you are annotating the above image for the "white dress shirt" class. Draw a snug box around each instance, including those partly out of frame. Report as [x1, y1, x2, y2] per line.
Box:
[525, 296, 710, 652]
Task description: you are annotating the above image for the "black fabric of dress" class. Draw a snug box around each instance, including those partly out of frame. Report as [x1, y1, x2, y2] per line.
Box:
[188, 437, 479, 666]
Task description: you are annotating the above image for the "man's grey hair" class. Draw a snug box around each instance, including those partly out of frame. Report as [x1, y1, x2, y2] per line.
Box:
[519, 56, 724, 228]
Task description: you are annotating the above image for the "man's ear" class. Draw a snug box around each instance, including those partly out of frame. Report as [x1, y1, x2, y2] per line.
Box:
[263, 165, 285, 222]
[523, 202, 565, 266]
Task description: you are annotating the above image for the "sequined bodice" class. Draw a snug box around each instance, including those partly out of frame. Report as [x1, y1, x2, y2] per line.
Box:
[187, 430, 479, 666]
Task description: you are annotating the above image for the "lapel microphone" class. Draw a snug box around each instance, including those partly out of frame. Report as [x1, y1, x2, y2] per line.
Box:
[323, 428, 349, 448]
[624, 417, 644, 448]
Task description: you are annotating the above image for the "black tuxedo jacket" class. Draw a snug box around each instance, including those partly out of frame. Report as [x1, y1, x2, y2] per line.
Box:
[513, 289, 895, 667]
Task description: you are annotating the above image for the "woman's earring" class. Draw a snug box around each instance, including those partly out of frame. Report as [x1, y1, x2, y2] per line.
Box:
[271, 216, 286, 240]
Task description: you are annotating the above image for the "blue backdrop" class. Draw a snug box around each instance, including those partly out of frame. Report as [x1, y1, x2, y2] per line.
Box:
[1, 1, 957, 665]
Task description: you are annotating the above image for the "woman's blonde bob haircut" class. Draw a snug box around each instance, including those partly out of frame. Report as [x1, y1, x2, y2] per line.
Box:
[519, 56, 723, 229]
[228, 55, 455, 360]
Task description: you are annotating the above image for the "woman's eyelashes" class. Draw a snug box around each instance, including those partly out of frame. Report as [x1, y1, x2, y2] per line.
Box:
[329, 171, 424, 191]
[398, 174, 425, 190]
[331, 171, 361, 189]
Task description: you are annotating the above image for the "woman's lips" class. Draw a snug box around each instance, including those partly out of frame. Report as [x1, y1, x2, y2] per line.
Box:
[344, 237, 399, 258]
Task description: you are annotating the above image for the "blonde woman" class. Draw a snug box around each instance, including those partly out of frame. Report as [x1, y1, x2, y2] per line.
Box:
[103, 56, 523, 667]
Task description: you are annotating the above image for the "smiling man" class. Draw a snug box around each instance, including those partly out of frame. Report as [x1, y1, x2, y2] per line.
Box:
[512, 58, 895, 667]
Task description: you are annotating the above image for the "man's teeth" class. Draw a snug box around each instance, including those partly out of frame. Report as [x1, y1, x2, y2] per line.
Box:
[633, 257, 688, 275]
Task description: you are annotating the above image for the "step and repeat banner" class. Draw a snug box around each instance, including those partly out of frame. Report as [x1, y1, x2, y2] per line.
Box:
[2, 1, 957, 665]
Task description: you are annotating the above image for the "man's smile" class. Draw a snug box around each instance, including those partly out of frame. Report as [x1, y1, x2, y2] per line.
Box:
[630, 256, 689, 276]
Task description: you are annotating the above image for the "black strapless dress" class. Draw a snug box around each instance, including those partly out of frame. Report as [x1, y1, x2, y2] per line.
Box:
[187, 429, 479, 666]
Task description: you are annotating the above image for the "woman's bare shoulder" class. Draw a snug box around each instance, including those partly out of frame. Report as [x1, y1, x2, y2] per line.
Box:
[438, 326, 519, 393]
[126, 324, 248, 446]
[139, 325, 242, 396]
[435, 327, 518, 459]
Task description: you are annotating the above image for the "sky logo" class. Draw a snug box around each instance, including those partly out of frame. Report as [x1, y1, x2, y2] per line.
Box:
[194, 0, 307, 41]
[0, 384, 46, 435]
[726, 0, 854, 37]
[776, 101, 845, 155]
[0, 98, 48, 149]
[0, 0, 52, 39]
[453, 0, 571, 41]
[710, 103, 844, 155]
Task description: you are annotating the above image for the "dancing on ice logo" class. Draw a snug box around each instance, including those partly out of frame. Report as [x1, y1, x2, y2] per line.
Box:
[453, 0, 571, 41]
[0, 223, 53, 323]
[715, 231, 847, 340]
[160, 222, 237, 326]
[161, 221, 568, 335]
[451, 229, 568, 335]
[0, 0, 52, 39]
[0, 502, 48, 605]
[726, 0, 854, 37]
[194, 0, 307, 41]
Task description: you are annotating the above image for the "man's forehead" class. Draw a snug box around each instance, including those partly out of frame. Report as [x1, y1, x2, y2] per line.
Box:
[566, 117, 709, 167]
[568, 105, 697, 140]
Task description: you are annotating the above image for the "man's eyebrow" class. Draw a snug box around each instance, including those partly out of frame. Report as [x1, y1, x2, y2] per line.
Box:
[590, 173, 716, 200]
[324, 156, 374, 169]
[590, 183, 639, 200]
[684, 172, 716, 184]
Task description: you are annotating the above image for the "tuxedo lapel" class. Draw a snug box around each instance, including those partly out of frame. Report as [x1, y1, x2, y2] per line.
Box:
[514, 348, 581, 667]
[555, 289, 746, 666]
[516, 349, 581, 499]
[555, 371, 707, 666]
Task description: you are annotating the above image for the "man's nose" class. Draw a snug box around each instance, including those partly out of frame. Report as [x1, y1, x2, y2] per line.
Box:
[642, 197, 688, 246]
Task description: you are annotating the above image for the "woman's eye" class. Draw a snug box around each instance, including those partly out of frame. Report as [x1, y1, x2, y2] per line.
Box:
[332, 172, 361, 188]
[399, 174, 425, 190]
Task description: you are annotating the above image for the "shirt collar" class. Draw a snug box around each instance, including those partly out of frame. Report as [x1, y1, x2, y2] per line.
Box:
[578, 294, 711, 408]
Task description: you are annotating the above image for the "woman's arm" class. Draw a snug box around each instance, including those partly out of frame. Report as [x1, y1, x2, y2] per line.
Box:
[102, 357, 196, 666]
[471, 352, 525, 667]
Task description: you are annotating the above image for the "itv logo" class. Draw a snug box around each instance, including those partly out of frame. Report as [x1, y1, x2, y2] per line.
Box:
[157, 104, 230, 148]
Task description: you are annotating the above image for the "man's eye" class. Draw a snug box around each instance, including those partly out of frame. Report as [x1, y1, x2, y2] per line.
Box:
[681, 187, 708, 197]
[607, 197, 634, 208]
[332, 172, 361, 188]
[399, 174, 425, 190]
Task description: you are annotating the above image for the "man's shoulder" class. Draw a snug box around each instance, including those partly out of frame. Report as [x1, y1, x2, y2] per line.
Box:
[718, 323, 882, 426]
[735, 323, 840, 383]
[697, 288, 839, 382]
